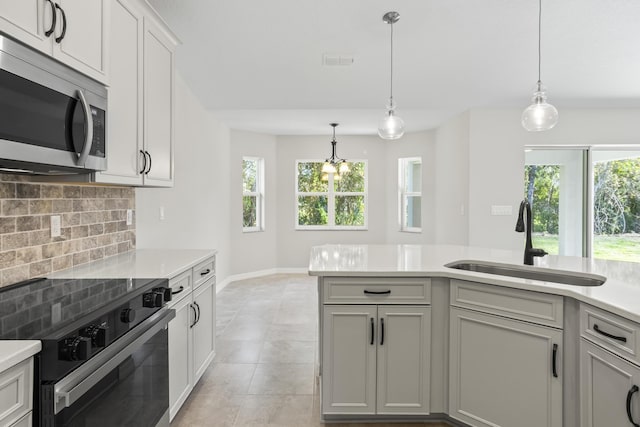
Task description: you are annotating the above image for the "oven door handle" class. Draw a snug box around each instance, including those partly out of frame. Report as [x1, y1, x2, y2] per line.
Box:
[75, 89, 94, 167]
[53, 308, 175, 414]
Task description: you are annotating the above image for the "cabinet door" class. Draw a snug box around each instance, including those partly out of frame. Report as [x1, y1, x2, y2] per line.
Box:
[95, 0, 143, 186]
[143, 16, 174, 187]
[377, 306, 431, 415]
[449, 307, 563, 427]
[192, 278, 216, 384]
[168, 296, 193, 421]
[0, 0, 51, 53]
[322, 305, 377, 415]
[52, 0, 109, 83]
[581, 339, 640, 427]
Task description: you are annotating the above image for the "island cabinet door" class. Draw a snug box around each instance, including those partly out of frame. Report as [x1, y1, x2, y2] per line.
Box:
[581, 339, 640, 427]
[449, 307, 563, 427]
[377, 306, 431, 415]
[322, 305, 377, 415]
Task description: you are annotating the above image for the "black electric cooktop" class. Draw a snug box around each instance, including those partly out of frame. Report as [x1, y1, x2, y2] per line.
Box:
[0, 277, 166, 341]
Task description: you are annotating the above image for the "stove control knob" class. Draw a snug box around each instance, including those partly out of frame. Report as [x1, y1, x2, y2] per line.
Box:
[81, 324, 108, 347]
[60, 337, 91, 361]
[121, 308, 136, 323]
[143, 291, 164, 308]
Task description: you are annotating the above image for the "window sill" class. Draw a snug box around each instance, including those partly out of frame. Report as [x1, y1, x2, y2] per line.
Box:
[295, 226, 368, 231]
[243, 228, 264, 233]
[401, 228, 422, 233]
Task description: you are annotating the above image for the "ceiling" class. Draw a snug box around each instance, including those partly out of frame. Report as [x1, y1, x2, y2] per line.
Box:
[148, 0, 640, 136]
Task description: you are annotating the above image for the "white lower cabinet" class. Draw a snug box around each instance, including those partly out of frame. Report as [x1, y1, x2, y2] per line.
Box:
[449, 307, 563, 427]
[168, 256, 216, 421]
[580, 339, 640, 427]
[192, 279, 216, 382]
[322, 305, 431, 416]
[168, 294, 193, 419]
[0, 358, 33, 427]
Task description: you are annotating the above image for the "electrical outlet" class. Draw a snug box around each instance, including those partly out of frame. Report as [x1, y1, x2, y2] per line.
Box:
[50, 215, 61, 237]
[159, 206, 165, 221]
[51, 303, 61, 324]
[126, 209, 133, 225]
[491, 205, 513, 216]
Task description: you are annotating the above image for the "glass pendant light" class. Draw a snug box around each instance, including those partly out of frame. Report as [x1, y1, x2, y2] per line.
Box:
[323, 123, 349, 179]
[378, 11, 405, 140]
[522, 0, 558, 132]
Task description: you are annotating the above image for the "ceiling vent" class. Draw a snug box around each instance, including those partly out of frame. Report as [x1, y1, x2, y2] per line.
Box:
[323, 54, 354, 66]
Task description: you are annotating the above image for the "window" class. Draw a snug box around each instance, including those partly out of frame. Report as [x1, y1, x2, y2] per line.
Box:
[242, 157, 264, 232]
[399, 157, 422, 232]
[296, 160, 367, 229]
[524, 147, 640, 262]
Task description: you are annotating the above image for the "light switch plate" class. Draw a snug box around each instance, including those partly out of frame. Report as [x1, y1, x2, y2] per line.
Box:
[50, 215, 61, 237]
[491, 205, 513, 216]
[126, 209, 133, 226]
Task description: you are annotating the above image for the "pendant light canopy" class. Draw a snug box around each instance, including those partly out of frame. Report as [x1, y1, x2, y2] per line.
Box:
[322, 123, 349, 181]
[378, 11, 405, 140]
[521, 0, 558, 132]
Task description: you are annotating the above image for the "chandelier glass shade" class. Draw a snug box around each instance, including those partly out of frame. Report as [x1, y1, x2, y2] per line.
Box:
[322, 123, 348, 181]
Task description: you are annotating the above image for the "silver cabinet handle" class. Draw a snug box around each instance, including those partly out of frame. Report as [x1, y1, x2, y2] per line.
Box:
[75, 89, 93, 167]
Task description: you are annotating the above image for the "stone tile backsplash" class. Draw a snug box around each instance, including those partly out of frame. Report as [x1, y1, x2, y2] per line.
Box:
[0, 174, 135, 287]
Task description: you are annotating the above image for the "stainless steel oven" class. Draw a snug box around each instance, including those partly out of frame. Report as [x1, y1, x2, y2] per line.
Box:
[0, 34, 107, 174]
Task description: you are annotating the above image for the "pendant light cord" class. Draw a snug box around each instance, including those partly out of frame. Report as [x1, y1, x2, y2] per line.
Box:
[537, 0, 542, 85]
[390, 22, 394, 104]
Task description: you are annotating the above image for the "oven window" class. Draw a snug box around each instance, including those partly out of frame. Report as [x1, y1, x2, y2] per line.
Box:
[54, 329, 169, 427]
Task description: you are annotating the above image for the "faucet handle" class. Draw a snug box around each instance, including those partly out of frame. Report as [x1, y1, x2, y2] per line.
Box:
[530, 248, 548, 257]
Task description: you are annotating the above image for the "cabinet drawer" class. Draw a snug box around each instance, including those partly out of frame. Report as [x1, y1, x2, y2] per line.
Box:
[450, 280, 563, 328]
[581, 303, 640, 365]
[168, 270, 192, 306]
[193, 257, 215, 289]
[323, 277, 430, 304]
[0, 358, 32, 427]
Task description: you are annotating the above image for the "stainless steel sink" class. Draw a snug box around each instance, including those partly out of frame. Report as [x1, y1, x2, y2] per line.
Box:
[445, 260, 606, 286]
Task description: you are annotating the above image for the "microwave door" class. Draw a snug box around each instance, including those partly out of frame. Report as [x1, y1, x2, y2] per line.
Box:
[68, 89, 94, 167]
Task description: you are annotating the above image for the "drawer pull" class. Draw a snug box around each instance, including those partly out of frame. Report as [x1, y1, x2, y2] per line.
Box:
[200, 268, 211, 276]
[594, 324, 627, 343]
[552, 343, 558, 378]
[171, 286, 185, 295]
[627, 385, 640, 427]
[370, 318, 375, 345]
[363, 290, 391, 295]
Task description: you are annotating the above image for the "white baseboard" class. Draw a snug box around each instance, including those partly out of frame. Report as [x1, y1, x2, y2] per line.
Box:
[216, 267, 308, 293]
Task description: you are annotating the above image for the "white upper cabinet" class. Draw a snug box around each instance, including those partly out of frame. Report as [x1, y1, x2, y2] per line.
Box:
[0, 0, 109, 83]
[142, 15, 175, 186]
[95, 0, 177, 187]
[96, 0, 144, 186]
[0, 0, 51, 52]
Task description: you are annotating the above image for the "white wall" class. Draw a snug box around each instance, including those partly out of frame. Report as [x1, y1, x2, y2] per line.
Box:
[383, 131, 436, 244]
[434, 112, 470, 245]
[466, 108, 640, 251]
[136, 74, 232, 282]
[275, 134, 389, 268]
[229, 130, 278, 275]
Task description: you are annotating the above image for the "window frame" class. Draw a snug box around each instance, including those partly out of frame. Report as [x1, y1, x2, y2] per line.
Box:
[295, 159, 368, 230]
[398, 157, 422, 233]
[242, 156, 265, 233]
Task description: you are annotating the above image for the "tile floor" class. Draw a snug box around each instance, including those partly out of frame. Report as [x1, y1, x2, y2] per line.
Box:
[170, 274, 450, 427]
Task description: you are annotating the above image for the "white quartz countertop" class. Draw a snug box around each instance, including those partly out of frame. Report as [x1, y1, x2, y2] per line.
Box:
[50, 249, 216, 280]
[309, 244, 640, 323]
[0, 340, 40, 373]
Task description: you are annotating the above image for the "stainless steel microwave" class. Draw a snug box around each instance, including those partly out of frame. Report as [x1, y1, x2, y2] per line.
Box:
[0, 34, 107, 174]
